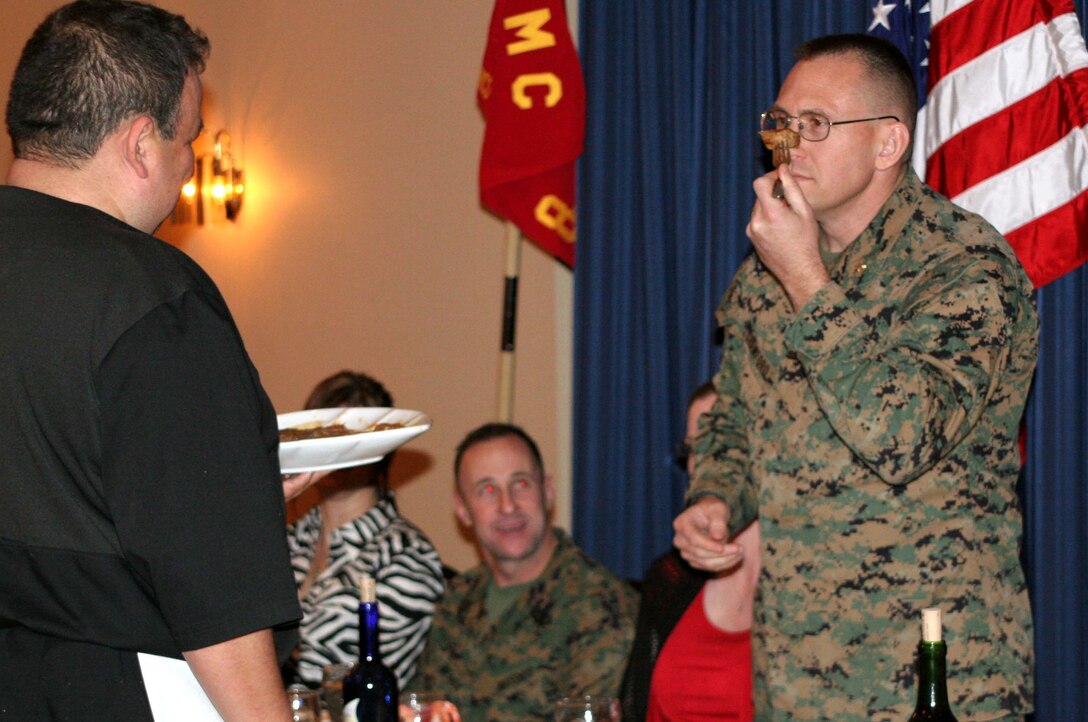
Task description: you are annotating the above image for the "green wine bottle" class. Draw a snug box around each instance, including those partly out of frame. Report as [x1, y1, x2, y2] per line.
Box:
[907, 607, 959, 721]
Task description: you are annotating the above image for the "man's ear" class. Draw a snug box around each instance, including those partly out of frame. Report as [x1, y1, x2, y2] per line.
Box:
[875, 120, 910, 171]
[543, 473, 556, 513]
[454, 490, 473, 528]
[120, 116, 156, 179]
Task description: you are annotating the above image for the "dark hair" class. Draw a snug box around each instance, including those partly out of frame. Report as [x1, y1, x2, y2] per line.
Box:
[304, 370, 393, 411]
[687, 380, 715, 410]
[795, 33, 917, 159]
[6, 0, 209, 165]
[305, 370, 395, 489]
[454, 423, 545, 485]
[677, 380, 716, 470]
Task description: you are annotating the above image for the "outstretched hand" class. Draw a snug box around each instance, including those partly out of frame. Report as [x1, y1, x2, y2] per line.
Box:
[673, 496, 745, 573]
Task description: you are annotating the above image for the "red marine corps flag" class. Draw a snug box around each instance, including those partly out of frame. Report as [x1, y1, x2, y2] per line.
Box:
[478, 0, 585, 267]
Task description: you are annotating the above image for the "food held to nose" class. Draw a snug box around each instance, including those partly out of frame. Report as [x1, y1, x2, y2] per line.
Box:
[759, 128, 800, 199]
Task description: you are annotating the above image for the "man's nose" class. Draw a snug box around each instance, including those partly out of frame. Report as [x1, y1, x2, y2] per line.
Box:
[498, 488, 517, 513]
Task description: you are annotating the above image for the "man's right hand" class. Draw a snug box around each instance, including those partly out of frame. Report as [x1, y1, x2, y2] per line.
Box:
[282, 469, 332, 501]
[673, 496, 744, 572]
[747, 164, 829, 311]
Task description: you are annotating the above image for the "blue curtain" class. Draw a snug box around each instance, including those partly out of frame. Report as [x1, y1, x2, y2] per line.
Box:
[573, 1, 1087, 718]
[573, 0, 868, 579]
[1024, 265, 1088, 719]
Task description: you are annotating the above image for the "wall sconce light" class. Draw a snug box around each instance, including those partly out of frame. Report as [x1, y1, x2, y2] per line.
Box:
[172, 130, 245, 226]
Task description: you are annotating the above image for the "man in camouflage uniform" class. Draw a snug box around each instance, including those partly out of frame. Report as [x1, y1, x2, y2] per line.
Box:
[415, 423, 637, 722]
[674, 35, 1036, 721]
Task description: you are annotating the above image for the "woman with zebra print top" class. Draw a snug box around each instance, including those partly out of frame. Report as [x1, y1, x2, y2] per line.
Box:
[287, 492, 444, 687]
[284, 371, 445, 688]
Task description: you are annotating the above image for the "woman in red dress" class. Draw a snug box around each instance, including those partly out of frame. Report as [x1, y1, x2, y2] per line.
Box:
[621, 383, 760, 721]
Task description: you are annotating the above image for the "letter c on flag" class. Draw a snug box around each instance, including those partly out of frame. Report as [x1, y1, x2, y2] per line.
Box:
[512, 73, 563, 109]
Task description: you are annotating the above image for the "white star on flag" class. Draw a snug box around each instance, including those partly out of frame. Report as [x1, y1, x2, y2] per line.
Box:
[869, 0, 898, 32]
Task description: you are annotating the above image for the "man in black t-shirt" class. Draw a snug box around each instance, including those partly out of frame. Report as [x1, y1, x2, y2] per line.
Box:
[0, 3, 318, 719]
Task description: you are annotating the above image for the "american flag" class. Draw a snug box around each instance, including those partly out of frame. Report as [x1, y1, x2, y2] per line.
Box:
[870, 0, 1088, 287]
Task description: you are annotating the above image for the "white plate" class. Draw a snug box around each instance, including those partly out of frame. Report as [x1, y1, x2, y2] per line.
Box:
[277, 407, 431, 474]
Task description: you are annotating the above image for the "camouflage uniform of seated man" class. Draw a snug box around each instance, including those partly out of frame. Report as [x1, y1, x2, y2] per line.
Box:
[415, 423, 637, 722]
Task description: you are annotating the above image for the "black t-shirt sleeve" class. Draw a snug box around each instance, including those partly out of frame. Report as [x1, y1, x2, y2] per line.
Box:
[96, 289, 300, 651]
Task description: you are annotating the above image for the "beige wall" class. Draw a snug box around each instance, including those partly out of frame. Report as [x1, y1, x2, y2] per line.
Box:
[0, 0, 573, 572]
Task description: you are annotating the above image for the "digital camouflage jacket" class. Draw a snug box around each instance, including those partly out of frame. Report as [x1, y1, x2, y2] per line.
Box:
[690, 167, 1038, 721]
[414, 528, 637, 722]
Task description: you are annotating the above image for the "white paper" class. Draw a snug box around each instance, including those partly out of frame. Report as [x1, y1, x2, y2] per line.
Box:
[137, 652, 224, 721]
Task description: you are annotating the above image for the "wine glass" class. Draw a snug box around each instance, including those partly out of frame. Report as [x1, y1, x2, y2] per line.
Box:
[554, 695, 621, 721]
[321, 662, 353, 721]
[286, 684, 322, 722]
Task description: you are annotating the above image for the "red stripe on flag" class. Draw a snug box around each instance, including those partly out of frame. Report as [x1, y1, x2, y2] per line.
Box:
[920, 0, 1088, 287]
[1004, 192, 1088, 287]
[927, 70, 1088, 197]
[928, 0, 1048, 84]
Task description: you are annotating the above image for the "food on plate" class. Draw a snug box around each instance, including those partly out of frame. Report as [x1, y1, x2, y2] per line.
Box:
[365, 422, 404, 432]
[279, 423, 357, 442]
[279, 420, 405, 443]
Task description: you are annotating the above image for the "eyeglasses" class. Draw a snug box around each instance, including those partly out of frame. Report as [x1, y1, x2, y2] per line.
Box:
[759, 110, 900, 142]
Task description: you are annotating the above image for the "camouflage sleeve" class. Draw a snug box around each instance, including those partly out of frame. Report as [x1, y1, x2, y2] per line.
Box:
[566, 580, 638, 699]
[687, 274, 759, 538]
[783, 245, 1028, 486]
[409, 596, 457, 703]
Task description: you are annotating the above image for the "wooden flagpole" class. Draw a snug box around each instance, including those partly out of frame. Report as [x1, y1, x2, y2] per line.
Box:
[498, 221, 522, 422]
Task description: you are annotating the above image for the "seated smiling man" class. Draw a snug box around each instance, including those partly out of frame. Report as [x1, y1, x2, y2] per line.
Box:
[414, 423, 637, 722]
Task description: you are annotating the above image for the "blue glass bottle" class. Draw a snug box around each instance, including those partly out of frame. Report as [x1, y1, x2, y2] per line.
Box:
[341, 576, 398, 722]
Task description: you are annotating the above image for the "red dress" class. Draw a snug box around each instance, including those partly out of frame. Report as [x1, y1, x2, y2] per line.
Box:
[646, 585, 754, 721]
